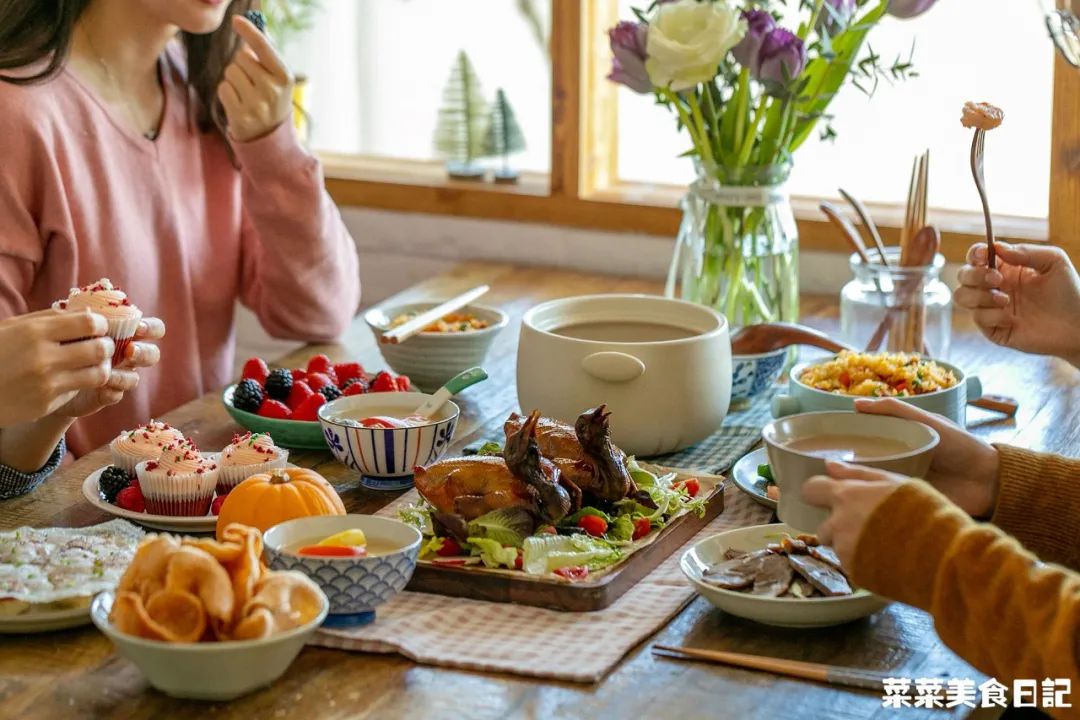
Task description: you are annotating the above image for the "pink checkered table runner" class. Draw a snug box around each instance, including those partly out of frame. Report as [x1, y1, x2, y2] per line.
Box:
[310, 484, 773, 683]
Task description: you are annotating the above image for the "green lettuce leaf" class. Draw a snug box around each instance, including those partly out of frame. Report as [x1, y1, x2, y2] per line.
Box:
[419, 536, 447, 560]
[559, 506, 611, 527]
[399, 503, 434, 536]
[522, 533, 621, 575]
[467, 537, 520, 569]
[607, 514, 635, 543]
[466, 507, 533, 548]
[476, 441, 503, 457]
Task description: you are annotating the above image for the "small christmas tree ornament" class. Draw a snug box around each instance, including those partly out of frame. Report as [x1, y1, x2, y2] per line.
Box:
[482, 88, 526, 184]
[433, 51, 489, 180]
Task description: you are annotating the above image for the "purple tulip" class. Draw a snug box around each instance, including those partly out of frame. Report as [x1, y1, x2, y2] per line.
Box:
[607, 21, 652, 94]
[818, 0, 856, 32]
[887, 0, 937, 19]
[732, 10, 775, 72]
[756, 28, 807, 85]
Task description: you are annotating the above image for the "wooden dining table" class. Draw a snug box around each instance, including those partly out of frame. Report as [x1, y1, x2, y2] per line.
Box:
[0, 261, 1074, 720]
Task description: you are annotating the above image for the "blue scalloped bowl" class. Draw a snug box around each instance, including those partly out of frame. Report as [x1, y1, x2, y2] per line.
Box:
[263, 515, 421, 626]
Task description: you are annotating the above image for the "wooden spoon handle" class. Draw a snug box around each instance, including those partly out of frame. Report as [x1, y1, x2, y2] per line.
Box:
[969, 394, 1019, 417]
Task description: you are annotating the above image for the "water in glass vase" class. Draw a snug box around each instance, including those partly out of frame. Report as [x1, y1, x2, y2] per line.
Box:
[665, 163, 799, 330]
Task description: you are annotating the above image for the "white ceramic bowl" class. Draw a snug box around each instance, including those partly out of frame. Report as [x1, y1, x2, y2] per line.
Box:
[91, 590, 328, 701]
[517, 294, 731, 456]
[263, 515, 421, 627]
[762, 412, 939, 533]
[317, 393, 459, 490]
[772, 356, 982, 426]
[365, 302, 508, 391]
[681, 523, 889, 628]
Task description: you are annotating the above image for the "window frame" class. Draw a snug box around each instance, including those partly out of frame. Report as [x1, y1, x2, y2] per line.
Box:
[319, 0, 1068, 264]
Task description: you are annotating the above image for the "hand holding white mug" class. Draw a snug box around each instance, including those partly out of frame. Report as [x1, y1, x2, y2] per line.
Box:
[955, 242, 1080, 365]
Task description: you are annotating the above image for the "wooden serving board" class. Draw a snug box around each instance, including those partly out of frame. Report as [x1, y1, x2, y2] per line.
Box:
[402, 465, 725, 612]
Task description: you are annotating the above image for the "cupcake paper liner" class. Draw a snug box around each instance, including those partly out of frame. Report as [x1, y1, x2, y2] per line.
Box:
[217, 449, 289, 494]
[136, 462, 218, 517]
[107, 312, 143, 366]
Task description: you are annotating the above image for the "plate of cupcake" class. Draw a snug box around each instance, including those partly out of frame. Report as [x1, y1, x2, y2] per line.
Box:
[82, 423, 289, 533]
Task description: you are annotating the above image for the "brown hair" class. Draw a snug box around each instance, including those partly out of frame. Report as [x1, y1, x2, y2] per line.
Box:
[0, 0, 254, 142]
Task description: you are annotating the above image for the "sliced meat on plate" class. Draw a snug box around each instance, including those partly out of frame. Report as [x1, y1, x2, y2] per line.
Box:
[750, 553, 794, 597]
[788, 554, 853, 597]
[807, 544, 843, 570]
[702, 550, 769, 590]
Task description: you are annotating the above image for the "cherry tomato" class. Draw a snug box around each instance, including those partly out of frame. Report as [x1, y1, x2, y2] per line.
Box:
[838, 371, 851, 387]
[577, 515, 608, 537]
[395, 375, 411, 392]
[296, 545, 367, 558]
[632, 517, 652, 541]
[514, 549, 524, 570]
[436, 537, 464, 557]
[674, 478, 701, 498]
[359, 416, 407, 429]
[554, 566, 589, 581]
[537, 525, 557, 535]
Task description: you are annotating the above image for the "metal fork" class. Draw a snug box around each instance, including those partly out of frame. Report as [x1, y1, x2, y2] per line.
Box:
[970, 129, 996, 269]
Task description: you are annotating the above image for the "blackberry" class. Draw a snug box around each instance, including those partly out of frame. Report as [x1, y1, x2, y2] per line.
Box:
[232, 378, 265, 413]
[319, 385, 342, 401]
[99, 466, 132, 503]
[243, 9, 267, 33]
[264, 368, 294, 401]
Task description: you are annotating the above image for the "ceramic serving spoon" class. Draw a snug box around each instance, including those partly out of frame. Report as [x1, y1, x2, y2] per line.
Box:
[361, 367, 489, 429]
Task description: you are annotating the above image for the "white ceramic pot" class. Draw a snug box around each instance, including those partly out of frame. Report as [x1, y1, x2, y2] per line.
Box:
[517, 294, 731, 456]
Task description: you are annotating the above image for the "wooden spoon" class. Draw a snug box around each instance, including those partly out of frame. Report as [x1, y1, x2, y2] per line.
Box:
[731, 323, 849, 355]
[838, 188, 889, 265]
[819, 201, 871, 264]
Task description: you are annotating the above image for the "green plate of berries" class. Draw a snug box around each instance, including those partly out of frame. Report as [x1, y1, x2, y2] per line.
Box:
[223, 355, 413, 450]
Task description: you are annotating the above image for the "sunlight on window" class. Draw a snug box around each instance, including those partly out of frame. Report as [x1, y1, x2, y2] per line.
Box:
[616, 0, 1052, 219]
[285, 0, 552, 173]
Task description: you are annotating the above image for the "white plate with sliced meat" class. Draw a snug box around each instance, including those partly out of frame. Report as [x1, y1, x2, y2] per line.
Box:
[680, 523, 889, 628]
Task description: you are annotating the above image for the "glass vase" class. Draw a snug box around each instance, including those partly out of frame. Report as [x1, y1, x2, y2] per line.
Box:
[665, 163, 799, 330]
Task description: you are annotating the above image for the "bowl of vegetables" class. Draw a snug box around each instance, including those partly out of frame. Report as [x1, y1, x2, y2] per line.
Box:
[263, 515, 422, 627]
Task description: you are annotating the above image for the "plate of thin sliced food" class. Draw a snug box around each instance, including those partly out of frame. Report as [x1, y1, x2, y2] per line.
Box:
[681, 523, 889, 628]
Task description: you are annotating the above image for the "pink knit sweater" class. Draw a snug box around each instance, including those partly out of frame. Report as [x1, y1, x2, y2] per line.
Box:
[0, 50, 361, 456]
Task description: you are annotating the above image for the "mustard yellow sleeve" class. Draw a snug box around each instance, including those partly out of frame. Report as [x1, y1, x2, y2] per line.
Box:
[853, 480, 1080, 714]
[992, 445, 1080, 571]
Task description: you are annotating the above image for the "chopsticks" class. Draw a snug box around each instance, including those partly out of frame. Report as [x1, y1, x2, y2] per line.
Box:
[651, 645, 892, 694]
[379, 285, 490, 345]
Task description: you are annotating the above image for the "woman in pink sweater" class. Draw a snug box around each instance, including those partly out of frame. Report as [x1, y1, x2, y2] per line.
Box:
[0, 0, 361, 457]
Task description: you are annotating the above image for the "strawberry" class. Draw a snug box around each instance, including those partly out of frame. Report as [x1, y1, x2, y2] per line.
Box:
[286, 380, 314, 410]
[290, 368, 309, 383]
[334, 362, 364, 384]
[292, 393, 326, 421]
[307, 372, 334, 392]
[115, 485, 145, 513]
[211, 495, 226, 516]
[343, 379, 368, 396]
[257, 399, 292, 420]
[307, 354, 337, 381]
[241, 357, 269, 386]
[395, 375, 411, 392]
[370, 371, 397, 393]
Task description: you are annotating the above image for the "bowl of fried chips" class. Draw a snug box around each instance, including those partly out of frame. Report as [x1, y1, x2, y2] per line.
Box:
[90, 523, 329, 701]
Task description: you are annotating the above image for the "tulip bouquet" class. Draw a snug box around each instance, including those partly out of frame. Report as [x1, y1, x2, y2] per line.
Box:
[608, 0, 935, 327]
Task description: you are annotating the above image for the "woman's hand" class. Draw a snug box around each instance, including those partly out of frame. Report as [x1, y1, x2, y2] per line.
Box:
[855, 398, 999, 517]
[955, 242, 1080, 366]
[801, 462, 906, 568]
[217, 15, 294, 143]
[52, 317, 165, 419]
[0, 310, 118, 428]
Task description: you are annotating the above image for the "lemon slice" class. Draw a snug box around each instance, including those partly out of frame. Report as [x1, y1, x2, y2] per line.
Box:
[318, 529, 367, 548]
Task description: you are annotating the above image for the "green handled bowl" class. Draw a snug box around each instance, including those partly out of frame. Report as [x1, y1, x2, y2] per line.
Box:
[222, 384, 327, 450]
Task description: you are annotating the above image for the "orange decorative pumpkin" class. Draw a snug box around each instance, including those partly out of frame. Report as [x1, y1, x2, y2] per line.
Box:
[216, 467, 345, 540]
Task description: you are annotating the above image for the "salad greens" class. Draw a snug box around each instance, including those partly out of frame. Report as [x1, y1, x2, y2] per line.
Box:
[466, 507, 532, 548]
[467, 537, 519, 569]
[475, 441, 504, 457]
[522, 534, 621, 575]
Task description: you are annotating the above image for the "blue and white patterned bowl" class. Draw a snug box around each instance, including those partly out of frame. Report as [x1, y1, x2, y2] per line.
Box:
[263, 515, 421, 627]
[317, 393, 459, 491]
[731, 348, 787, 403]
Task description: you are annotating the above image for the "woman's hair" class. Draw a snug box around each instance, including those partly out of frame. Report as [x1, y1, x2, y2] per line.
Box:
[0, 0, 254, 142]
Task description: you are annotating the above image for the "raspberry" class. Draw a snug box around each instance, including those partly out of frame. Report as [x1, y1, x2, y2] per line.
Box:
[370, 371, 397, 393]
[232, 379, 265, 413]
[258, 399, 292, 419]
[307, 372, 334, 391]
[307, 354, 334, 376]
[292, 393, 326, 421]
[241, 357, 269, 386]
[319, 385, 342, 401]
[343, 378, 369, 396]
[334, 362, 364, 384]
[286, 380, 314, 410]
[99, 466, 132, 503]
[264, 368, 293, 401]
[211, 495, 226, 516]
[115, 485, 145, 513]
[290, 368, 309, 383]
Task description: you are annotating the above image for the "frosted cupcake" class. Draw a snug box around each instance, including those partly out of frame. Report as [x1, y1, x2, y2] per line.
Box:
[217, 432, 288, 494]
[109, 421, 187, 476]
[136, 440, 219, 517]
[54, 278, 142, 365]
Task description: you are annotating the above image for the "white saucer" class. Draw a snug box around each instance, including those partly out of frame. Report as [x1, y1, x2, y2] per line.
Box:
[0, 603, 92, 634]
[82, 467, 217, 533]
